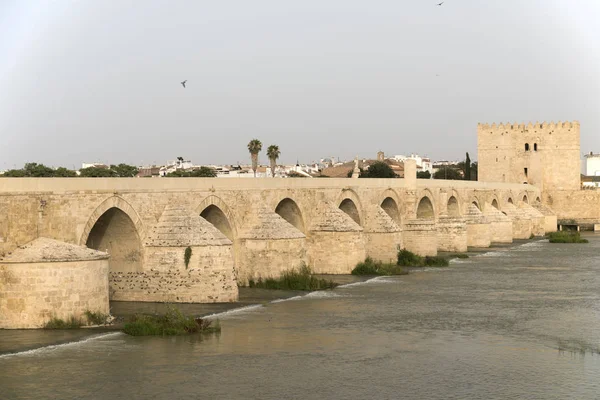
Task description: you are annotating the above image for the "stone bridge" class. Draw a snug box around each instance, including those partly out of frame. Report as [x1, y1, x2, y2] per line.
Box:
[0, 169, 553, 304]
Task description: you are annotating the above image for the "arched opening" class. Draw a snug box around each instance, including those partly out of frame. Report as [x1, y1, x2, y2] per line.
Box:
[86, 207, 142, 273]
[508, 198, 514, 204]
[275, 198, 305, 234]
[525, 143, 530, 151]
[200, 205, 234, 240]
[534, 143, 538, 151]
[339, 198, 361, 225]
[535, 197, 541, 204]
[416, 196, 434, 219]
[381, 197, 401, 224]
[492, 199, 499, 209]
[472, 201, 480, 210]
[447, 196, 460, 217]
[522, 195, 529, 204]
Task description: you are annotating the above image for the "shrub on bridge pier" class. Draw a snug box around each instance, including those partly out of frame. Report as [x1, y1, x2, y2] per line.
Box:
[547, 232, 588, 243]
[351, 257, 408, 276]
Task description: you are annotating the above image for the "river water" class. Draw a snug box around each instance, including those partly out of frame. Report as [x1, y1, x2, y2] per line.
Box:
[1, 235, 600, 400]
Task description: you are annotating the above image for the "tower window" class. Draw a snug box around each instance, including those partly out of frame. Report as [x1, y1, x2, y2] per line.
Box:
[524, 168, 528, 177]
[525, 143, 530, 151]
[534, 143, 537, 151]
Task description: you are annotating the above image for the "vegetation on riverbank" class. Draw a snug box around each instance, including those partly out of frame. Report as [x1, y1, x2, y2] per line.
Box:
[397, 249, 450, 267]
[547, 231, 588, 243]
[44, 310, 110, 329]
[123, 306, 220, 336]
[351, 257, 409, 276]
[247, 264, 338, 290]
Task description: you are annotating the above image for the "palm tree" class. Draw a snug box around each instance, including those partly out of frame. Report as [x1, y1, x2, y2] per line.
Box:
[247, 139, 262, 177]
[266, 145, 280, 177]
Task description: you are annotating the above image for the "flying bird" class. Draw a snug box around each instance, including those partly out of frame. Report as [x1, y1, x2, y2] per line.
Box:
[181, 80, 187, 88]
[437, 1, 444, 5]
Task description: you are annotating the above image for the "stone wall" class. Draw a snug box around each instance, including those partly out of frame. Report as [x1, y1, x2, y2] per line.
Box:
[0, 238, 109, 329]
[437, 217, 468, 252]
[478, 121, 580, 192]
[403, 219, 437, 256]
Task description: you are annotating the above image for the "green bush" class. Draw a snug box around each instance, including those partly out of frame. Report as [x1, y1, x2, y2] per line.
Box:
[352, 257, 408, 276]
[247, 264, 338, 290]
[454, 254, 469, 259]
[123, 305, 221, 336]
[397, 248, 449, 267]
[44, 316, 84, 329]
[547, 232, 588, 243]
[84, 310, 109, 325]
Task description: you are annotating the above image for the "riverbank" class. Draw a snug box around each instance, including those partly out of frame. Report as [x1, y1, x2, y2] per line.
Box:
[0, 235, 567, 355]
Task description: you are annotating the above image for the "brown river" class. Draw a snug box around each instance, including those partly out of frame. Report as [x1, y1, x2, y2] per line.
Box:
[1, 235, 599, 399]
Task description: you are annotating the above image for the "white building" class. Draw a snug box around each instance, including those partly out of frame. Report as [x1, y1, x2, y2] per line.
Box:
[392, 154, 433, 174]
[584, 152, 600, 176]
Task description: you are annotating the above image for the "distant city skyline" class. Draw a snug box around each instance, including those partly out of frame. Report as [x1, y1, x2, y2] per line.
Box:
[1, 1, 599, 169]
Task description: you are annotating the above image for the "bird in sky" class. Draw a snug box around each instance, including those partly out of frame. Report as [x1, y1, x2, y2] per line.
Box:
[437, 1, 444, 5]
[181, 80, 187, 88]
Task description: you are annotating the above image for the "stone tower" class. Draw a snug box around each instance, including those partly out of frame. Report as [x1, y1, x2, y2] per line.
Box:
[477, 121, 581, 192]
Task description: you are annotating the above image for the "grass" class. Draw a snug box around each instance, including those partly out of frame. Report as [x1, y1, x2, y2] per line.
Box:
[351, 257, 409, 276]
[397, 248, 449, 267]
[44, 316, 84, 329]
[123, 305, 221, 336]
[453, 253, 469, 259]
[547, 231, 588, 243]
[247, 264, 338, 290]
[84, 310, 109, 325]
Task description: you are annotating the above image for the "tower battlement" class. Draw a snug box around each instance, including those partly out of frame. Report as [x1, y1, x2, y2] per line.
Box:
[477, 121, 580, 131]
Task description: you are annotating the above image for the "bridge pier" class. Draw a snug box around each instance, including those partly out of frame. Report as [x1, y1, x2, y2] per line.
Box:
[483, 204, 513, 243]
[502, 203, 532, 239]
[534, 203, 558, 233]
[111, 206, 238, 303]
[403, 219, 437, 256]
[308, 202, 366, 274]
[436, 214, 468, 253]
[364, 207, 403, 264]
[236, 205, 307, 283]
[465, 204, 491, 248]
[520, 204, 546, 237]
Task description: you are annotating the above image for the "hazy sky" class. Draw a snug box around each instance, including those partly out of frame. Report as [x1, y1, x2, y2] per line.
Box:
[1, 1, 599, 169]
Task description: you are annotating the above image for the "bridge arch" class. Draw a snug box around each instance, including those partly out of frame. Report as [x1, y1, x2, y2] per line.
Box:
[381, 197, 401, 224]
[447, 195, 461, 217]
[337, 189, 363, 226]
[81, 196, 144, 273]
[519, 192, 529, 204]
[491, 199, 500, 209]
[416, 196, 435, 219]
[470, 196, 481, 211]
[196, 195, 237, 240]
[275, 198, 306, 234]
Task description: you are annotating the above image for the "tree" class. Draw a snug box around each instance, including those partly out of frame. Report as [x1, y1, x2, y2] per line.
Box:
[110, 164, 139, 177]
[79, 167, 117, 177]
[166, 167, 216, 177]
[53, 167, 77, 177]
[266, 145, 280, 177]
[247, 139, 262, 177]
[465, 152, 471, 181]
[470, 162, 478, 181]
[363, 161, 397, 178]
[417, 171, 431, 179]
[2, 163, 76, 177]
[433, 166, 463, 180]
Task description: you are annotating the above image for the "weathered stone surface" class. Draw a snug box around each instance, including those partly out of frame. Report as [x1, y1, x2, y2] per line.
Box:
[437, 215, 468, 252]
[483, 204, 513, 243]
[533, 203, 557, 233]
[520, 204, 546, 237]
[502, 203, 532, 239]
[1, 237, 108, 263]
[0, 239, 109, 329]
[145, 205, 231, 247]
[465, 204, 491, 248]
[403, 219, 437, 256]
[364, 207, 402, 262]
